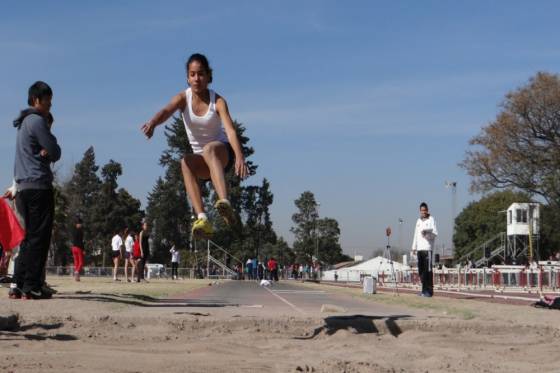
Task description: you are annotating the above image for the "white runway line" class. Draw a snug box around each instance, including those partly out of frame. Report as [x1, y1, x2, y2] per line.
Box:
[263, 286, 306, 315]
[273, 290, 326, 294]
[378, 287, 540, 302]
[436, 289, 539, 302]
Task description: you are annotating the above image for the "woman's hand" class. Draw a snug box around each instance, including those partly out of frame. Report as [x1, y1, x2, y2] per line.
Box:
[2, 189, 14, 200]
[235, 157, 249, 179]
[141, 92, 185, 140]
[141, 122, 156, 139]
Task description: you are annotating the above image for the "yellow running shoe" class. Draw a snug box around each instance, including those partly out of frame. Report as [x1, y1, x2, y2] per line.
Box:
[215, 199, 236, 226]
[192, 218, 213, 239]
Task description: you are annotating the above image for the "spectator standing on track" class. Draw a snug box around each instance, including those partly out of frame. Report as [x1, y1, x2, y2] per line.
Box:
[246, 258, 253, 280]
[257, 261, 264, 281]
[170, 243, 180, 280]
[411, 202, 438, 298]
[267, 257, 278, 282]
[252, 258, 258, 280]
[131, 232, 141, 280]
[138, 221, 150, 282]
[111, 229, 124, 282]
[124, 230, 135, 282]
[71, 217, 85, 282]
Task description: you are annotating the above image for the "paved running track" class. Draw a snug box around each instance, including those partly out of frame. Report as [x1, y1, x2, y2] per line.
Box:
[172, 280, 418, 318]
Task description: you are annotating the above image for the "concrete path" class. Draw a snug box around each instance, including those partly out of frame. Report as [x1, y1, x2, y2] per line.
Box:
[173, 280, 419, 319]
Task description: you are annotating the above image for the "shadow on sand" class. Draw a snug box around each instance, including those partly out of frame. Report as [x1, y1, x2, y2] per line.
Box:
[0, 317, 77, 341]
[55, 292, 235, 308]
[296, 314, 412, 340]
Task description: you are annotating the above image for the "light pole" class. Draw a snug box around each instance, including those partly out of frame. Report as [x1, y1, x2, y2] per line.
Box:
[445, 181, 457, 256]
[190, 215, 196, 251]
[398, 218, 404, 252]
[257, 214, 263, 265]
[315, 202, 320, 262]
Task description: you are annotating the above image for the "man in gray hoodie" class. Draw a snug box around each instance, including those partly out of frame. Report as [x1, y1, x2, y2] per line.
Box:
[8, 81, 61, 299]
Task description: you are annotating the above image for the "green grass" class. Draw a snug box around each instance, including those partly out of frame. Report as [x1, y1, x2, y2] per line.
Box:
[45, 276, 212, 299]
[358, 292, 478, 320]
[302, 282, 479, 320]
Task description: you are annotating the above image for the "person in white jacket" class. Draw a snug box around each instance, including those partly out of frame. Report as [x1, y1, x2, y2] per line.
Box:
[170, 244, 180, 280]
[411, 202, 438, 297]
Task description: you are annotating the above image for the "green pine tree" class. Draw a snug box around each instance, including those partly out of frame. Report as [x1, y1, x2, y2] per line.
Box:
[291, 191, 320, 263]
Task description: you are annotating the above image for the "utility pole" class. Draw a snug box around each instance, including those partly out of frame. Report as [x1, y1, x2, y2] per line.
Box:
[257, 214, 262, 265]
[398, 218, 404, 252]
[445, 181, 457, 257]
[315, 202, 321, 261]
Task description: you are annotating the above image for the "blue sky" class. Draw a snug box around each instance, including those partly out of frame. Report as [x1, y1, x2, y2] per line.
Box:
[1, 1, 559, 257]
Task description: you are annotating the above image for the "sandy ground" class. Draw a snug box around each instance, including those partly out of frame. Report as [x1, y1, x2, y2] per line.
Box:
[1, 277, 559, 373]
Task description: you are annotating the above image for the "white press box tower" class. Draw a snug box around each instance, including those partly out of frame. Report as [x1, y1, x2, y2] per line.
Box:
[506, 203, 540, 260]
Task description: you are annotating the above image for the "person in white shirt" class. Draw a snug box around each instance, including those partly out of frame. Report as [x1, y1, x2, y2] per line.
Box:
[411, 202, 438, 297]
[111, 229, 124, 281]
[169, 244, 180, 280]
[245, 258, 252, 280]
[124, 230, 135, 282]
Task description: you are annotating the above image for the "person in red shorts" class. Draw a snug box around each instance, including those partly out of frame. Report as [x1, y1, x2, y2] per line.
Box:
[71, 217, 85, 282]
[132, 232, 141, 281]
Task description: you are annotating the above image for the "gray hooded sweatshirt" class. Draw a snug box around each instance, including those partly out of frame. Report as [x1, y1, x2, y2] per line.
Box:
[13, 108, 61, 191]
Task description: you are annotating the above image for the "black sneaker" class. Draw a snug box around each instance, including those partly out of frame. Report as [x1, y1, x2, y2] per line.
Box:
[23, 289, 53, 300]
[8, 288, 22, 299]
[0, 276, 13, 284]
[42, 283, 58, 295]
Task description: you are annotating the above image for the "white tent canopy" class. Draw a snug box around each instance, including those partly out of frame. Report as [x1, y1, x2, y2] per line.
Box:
[322, 256, 410, 282]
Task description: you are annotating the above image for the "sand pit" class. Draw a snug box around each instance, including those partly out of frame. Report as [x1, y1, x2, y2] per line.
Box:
[1, 277, 559, 372]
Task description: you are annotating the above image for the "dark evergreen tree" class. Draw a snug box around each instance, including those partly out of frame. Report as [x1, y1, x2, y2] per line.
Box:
[316, 217, 346, 264]
[291, 191, 347, 265]
[291, 191, 319, 263]
[88, 160, 143, 265]
[58, 147, 143, 266]
[64, 146, 102, 263]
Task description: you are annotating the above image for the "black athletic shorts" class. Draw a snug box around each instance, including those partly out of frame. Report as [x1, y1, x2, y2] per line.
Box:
[111, 251, 120, 258]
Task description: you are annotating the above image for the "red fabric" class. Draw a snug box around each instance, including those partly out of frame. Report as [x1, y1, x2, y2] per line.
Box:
[267, 259, 277, 271]
[71, 246, 84, 273]
[0, 198, 25, 251]
[133, 239, 140, 258]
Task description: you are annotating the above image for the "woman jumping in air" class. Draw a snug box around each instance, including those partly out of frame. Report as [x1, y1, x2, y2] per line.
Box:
[141, 53, 248, 239]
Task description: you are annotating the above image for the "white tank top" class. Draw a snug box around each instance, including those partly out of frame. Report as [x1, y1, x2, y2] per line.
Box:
[181, 88, 228, 154]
